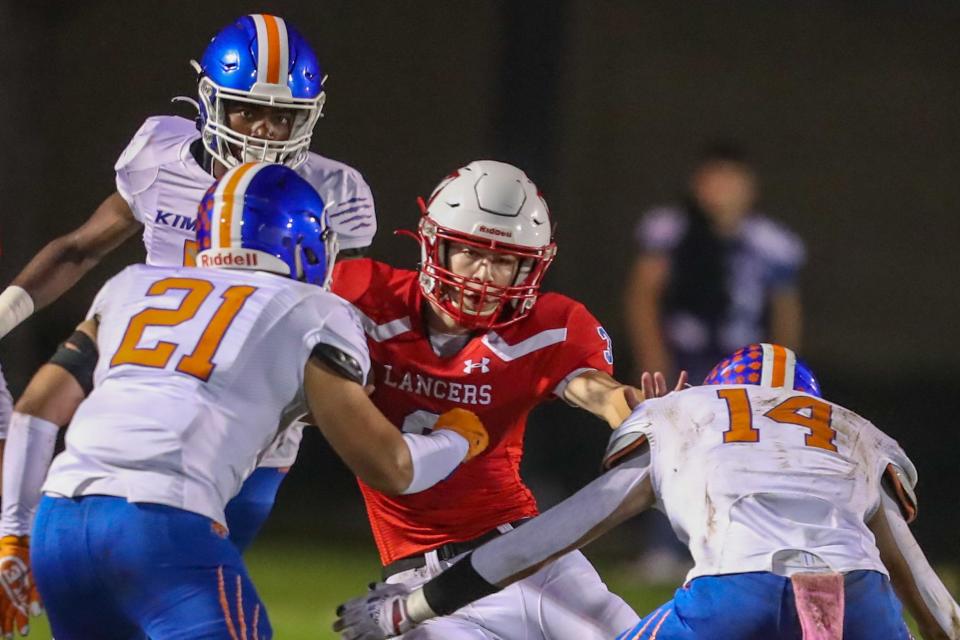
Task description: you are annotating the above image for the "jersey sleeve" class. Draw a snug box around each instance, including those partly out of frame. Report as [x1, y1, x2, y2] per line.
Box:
[84, 269, 127, 322]
[635, 207, 687, 254]
[878, 436, 919, 523]
[548, 302, 615, 398]
[748, 218, 806, 290]
[113, 117, 168, 221]
[330, 258, 379, 303]
[301, 295, 372, 384]
[603, 400, 655, 469]
[321, 168, 377, 251]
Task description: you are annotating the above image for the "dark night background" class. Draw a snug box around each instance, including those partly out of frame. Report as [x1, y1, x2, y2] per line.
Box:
[0, 1, 957, 562]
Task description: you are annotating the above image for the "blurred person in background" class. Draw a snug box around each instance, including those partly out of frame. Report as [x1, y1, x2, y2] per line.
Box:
[624, 142, 805, 384]
[622, 141, 806, 582]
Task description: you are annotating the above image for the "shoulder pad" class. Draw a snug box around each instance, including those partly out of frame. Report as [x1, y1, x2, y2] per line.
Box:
[115, 116, 197, 174]
[298, 154, 376, 250]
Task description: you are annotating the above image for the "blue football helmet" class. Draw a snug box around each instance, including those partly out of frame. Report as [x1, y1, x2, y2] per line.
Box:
[193, 14, 325, 169]
[703, 343, 822, 397]
[196, 163, 338, 288]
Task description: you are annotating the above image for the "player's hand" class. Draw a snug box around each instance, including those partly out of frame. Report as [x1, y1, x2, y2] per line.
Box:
[639, 370, 688, 401]
[0, 535, 42, 638]
[433, 408, 489, 462]
[333, 582, 415, 640]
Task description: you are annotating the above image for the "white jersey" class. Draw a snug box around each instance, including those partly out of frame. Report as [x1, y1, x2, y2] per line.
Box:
[42, 264, 370, 527]
[114, 115, 377, 466]
[621, 385, 916, 583]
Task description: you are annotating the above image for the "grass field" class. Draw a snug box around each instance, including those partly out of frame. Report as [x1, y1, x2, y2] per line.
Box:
[25, 541, 674, 639]
[26, 539, 942, 638]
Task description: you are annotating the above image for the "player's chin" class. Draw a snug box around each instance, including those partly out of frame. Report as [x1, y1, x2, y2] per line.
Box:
[451, 298, 498, 317]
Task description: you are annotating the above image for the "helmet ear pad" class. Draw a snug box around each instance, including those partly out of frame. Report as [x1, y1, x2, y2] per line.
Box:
[416, 161, 557, 330]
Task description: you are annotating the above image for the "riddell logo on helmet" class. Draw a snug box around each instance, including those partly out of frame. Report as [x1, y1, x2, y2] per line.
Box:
[476, 225, 513, 238]
[199, 251, 259, 268]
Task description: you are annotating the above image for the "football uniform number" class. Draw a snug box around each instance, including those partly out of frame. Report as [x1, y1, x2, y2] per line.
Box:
[717, 388, 759, 443]
[110, 277, 257, 382]
[597, 326, 614, 365]
[717, 389, 837, 452]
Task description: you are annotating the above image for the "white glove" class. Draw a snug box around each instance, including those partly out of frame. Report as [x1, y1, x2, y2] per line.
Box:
[333, 582, 416, 640]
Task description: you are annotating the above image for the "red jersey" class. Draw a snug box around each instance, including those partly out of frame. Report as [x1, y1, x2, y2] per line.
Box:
[332, 259, 614, 564]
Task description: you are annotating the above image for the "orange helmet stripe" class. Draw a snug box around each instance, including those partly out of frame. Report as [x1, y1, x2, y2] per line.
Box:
[217, 163, 259, 249]
[262, 15, 282, 85]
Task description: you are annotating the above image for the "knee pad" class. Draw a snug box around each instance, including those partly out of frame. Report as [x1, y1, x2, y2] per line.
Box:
[48, 330, 98, 395]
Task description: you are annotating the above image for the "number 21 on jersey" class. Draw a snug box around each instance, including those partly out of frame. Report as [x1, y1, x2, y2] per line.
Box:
[716, 388, 837, 452]
[110, 277, 257, 382]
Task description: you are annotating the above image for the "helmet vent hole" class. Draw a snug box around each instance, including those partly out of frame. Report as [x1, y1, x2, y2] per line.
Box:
[303, 247, 319, 265]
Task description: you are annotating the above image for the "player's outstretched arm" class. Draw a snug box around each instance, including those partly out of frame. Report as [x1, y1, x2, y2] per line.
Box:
[868, 483, 960, 639]
[563, 369, 686, 428]
[0, 192, 140, 339]
[303, 356, 487, 496]
[334, 451, 655, 639]
[562, 369, 643, 428]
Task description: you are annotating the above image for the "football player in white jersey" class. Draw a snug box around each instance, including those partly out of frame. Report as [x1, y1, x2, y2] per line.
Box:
[335, 343, 960, 640]
[29, 162, 487, 640]
[0, 14, 377, 633]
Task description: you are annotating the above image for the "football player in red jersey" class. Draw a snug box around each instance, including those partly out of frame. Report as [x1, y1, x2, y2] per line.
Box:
[331, 160, 676, 639]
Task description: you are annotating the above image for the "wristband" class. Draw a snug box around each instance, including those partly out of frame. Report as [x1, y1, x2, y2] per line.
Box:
[0, 287, 34, 340]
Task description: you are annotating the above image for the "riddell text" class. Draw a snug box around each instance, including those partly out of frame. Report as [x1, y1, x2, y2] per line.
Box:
[199, 252, 260, 267]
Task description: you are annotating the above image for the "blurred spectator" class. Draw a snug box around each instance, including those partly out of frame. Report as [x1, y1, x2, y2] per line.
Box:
[622, 142, 805, 582]
[624, 142, 805, 384]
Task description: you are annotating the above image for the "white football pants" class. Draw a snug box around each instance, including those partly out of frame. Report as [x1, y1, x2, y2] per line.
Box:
[388, 550, 639, 640]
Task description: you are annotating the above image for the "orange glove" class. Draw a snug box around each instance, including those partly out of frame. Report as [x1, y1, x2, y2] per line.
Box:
[0, 535, 41, 638]
[433, 408, 489, 462]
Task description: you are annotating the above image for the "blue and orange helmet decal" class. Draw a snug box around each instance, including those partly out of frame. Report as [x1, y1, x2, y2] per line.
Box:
[704, 343, 822, 397]
[195, 163, 336, 287]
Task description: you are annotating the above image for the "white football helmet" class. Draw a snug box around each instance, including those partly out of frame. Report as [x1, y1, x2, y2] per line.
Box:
[415, 160, 557, 330]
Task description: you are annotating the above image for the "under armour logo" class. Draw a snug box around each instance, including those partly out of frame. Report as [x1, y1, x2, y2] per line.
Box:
[463, 358, 491, 374]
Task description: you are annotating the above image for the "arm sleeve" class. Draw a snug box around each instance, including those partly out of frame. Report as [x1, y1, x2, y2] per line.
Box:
[0, 413, 59, 536]
[0, 363, 11, 439]
[418, 453, 653, 617]
[399, 430, 469, 494]
[875, 485, 960, 637]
